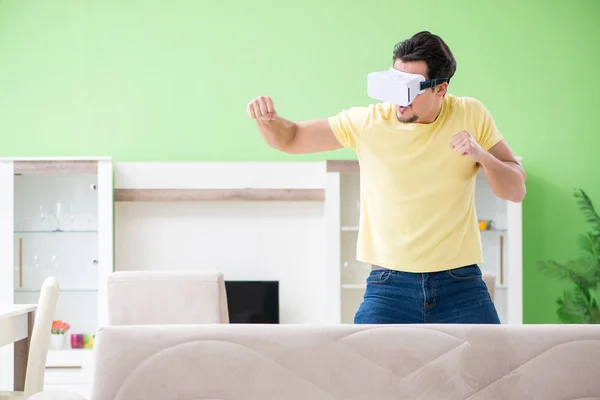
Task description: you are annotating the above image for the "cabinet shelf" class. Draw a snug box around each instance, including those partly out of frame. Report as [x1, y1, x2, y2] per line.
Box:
[14, 230, 98, 234]
[15, 289, 98, 293]
[342, 284, 366, 289]
[342, 226, 507, 233]
[47, 348, 94, 368]
[49, 348, 93, 353]
[114, 188, 325, 202]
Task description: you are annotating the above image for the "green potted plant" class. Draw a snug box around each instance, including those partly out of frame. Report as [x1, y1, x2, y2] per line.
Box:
[538, 189, 600, 323]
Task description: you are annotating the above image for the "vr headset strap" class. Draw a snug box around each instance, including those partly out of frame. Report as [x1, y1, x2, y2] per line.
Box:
[420, 78, 450, 90]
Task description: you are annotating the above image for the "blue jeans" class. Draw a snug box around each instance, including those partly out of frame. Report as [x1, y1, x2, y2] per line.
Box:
[354, 264, 500, 324]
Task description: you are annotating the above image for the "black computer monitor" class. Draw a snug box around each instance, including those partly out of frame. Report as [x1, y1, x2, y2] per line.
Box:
[224, 280, 279, 323]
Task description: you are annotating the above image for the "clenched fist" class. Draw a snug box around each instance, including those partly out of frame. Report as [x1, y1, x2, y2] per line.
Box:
[450, 130, 485, 163]
[247, 96, 278, 121]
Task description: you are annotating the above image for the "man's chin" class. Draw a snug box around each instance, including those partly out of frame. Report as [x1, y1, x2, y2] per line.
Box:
[396, 113, 418, 123]
[395, 105, 418, 123]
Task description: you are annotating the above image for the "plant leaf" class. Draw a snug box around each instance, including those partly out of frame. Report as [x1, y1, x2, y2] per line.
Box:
[574, 189, 600, 235]
[556, 290, 586, 323]
[539, 258, 598, 289]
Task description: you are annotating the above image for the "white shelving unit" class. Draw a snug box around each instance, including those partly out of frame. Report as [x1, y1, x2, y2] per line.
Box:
[324, 160, 523, 325]
[0, 158, 113, 397]
[112, 161, 330, 326]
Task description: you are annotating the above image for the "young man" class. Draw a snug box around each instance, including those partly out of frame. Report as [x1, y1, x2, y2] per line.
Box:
[246, 31, 526, 324]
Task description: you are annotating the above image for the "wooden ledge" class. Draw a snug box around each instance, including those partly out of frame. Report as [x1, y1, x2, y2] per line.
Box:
[14, 160, 97, 175]
[114, 188, 325, 202]
[326, 160, 359, 173]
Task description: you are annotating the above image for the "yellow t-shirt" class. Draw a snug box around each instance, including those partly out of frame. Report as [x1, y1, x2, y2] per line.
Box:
[328, 94, 503, 273]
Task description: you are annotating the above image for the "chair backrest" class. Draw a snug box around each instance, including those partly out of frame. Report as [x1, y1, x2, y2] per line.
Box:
[107, 270, 229, 325]
[481, 271, 496, 301]
[24, 276, 59, 397]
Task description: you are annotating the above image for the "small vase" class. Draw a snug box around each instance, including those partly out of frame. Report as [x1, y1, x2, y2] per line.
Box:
[50, 333, 65, 350]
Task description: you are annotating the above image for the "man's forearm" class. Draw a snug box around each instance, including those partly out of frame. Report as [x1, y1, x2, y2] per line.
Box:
[256, 118, 297, 151]
[478, 152, 526, 203]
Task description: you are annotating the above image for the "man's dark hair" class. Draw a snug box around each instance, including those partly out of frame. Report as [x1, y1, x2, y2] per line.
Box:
[393, 31, 457, 82]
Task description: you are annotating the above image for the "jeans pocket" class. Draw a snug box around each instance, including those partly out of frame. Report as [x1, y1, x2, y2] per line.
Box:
[366, 270, 393, 285]
[446, 264, 482, 280]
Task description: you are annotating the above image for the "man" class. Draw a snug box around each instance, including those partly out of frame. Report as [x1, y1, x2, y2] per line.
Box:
[246, 31, 526, 324]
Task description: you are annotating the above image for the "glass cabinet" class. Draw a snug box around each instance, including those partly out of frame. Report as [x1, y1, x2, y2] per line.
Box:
[0, 158, 113, 393]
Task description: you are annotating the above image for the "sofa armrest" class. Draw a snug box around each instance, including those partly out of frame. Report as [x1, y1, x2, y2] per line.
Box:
[27, 390, 87, 400]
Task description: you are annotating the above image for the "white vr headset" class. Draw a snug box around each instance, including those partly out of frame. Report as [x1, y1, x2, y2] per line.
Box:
[367, 68, 450, 106]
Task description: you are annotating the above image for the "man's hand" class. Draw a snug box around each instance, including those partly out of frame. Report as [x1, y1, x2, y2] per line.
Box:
[247, 96, 278, 121]
[246, 95, 342, 154]
[450, 130, 486, 163]
[449, 131, 526, 202]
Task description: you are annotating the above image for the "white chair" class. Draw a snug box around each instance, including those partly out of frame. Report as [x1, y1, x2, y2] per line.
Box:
[481, 271, 496, 301]
[0, 277, 59, 399]
[107, 270, 229, 325]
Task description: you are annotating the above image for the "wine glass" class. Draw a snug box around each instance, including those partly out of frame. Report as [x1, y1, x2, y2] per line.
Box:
[54, 202, 62, 232]
[68, 202, 76, 231]
[343, 260, 362, 284]
[50, 255, 60, 271]
[39, 206, 47, 231]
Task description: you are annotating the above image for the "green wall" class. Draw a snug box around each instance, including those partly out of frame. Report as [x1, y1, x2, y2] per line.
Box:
[1, 0, 599, 323]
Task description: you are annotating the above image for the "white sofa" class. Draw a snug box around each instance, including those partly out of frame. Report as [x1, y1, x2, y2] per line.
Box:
[30, 323, 600, 400]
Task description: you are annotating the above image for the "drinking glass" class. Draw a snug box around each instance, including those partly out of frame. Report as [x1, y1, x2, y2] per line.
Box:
[54, 202, 62, 232]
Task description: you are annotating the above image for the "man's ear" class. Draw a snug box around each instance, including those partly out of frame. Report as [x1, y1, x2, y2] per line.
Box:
[436, 82, 448, 98]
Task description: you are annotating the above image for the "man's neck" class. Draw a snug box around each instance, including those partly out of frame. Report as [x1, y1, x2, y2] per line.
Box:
[416, 101, 444, 124]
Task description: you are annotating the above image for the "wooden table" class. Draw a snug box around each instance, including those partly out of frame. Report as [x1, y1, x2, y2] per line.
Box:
[0, 304, 37, 391]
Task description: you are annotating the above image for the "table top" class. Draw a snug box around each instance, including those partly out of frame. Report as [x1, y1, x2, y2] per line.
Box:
[0, 304, 37, 319]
